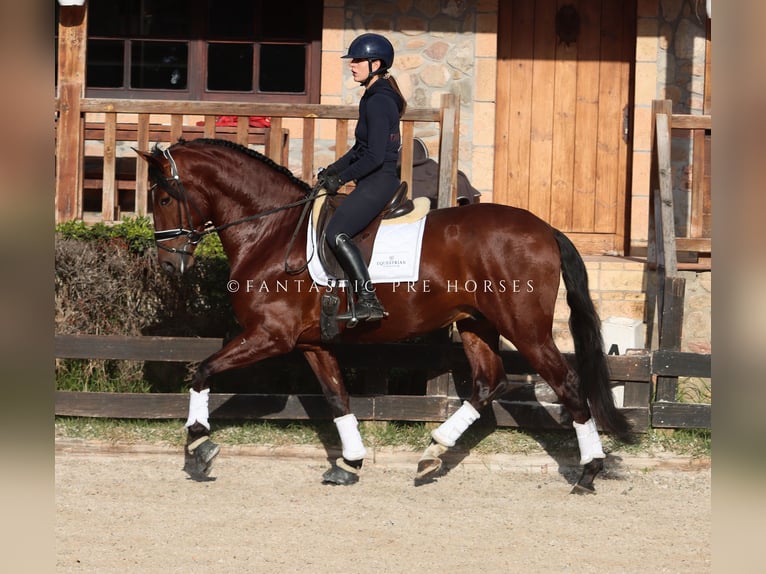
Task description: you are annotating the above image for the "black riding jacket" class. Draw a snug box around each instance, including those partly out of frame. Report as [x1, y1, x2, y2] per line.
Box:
[330, 78, 404, 184]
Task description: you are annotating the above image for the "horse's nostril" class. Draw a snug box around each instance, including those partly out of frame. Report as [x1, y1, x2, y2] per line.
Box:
[161, 260, 177, 275]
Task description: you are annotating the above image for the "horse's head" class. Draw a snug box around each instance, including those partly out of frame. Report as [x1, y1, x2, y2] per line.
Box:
[136, 144, 209, 275]
[137, 138, 315, 276]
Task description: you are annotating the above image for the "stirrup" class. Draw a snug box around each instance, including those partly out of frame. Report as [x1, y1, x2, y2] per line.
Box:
[336, 295, 387, 324]
[355, 296, 388, 321]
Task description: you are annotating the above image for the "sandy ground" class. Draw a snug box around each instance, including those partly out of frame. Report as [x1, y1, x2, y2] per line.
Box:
[55, 441, 710, 573]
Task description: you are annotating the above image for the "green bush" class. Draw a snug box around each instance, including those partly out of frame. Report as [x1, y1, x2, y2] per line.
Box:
[55, 217, 236, 392]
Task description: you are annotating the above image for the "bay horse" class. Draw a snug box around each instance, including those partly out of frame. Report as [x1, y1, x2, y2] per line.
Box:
[137, 138, 632, 494]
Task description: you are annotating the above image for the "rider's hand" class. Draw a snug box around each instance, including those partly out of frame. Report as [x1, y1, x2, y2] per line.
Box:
[321, 173, 343, 195]
[317, 167, 333, 187]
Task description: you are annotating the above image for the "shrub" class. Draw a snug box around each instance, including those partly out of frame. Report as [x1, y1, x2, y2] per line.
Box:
[55, 217, 237, 392]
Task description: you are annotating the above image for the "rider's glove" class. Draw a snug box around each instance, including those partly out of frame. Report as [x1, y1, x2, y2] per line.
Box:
[319, 170, 343, 195]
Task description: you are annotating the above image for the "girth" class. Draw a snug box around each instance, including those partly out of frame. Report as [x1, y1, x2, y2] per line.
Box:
[315, 182, 412, 280]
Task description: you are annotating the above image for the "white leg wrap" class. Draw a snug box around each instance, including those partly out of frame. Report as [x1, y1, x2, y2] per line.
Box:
[431, 401, 480, 448]
[334, 413, 367, 461]
[573, 418, 606, 465]
[184, 388, 210, 430]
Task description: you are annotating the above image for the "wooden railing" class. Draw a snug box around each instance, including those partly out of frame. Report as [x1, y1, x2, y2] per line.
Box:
[55, 334, 653, 431]
[54, 334, 711, 430]
[54, 95, 461, 223]
[645, 99, 712, 410]
[648, 99, 712, 273]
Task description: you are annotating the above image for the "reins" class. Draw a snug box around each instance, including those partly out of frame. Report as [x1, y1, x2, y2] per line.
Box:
[153, 147, 324, 274]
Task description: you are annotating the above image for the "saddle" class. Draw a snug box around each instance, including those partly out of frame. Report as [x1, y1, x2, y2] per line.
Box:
[315, 182, 414, 280]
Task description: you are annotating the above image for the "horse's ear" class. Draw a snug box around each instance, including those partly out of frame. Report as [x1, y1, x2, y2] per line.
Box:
[133, 147, 162, 170]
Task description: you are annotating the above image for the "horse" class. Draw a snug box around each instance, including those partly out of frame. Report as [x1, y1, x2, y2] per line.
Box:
[136, 138, 633, 494]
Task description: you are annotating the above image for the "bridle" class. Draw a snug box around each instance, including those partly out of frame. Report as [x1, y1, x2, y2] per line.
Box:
[152, 147, 323, 274]
[152, 148, 207, 257]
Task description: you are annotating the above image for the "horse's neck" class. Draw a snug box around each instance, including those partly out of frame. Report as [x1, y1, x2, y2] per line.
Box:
[212, 187, 307, 269]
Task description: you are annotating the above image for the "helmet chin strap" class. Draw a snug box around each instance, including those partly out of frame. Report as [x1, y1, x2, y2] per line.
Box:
[359, 60, 385, 86]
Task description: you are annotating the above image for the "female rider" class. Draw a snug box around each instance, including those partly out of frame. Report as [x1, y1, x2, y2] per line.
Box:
[318, 33, 407, 322]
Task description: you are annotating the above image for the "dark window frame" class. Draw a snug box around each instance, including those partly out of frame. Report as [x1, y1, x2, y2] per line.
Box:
[80, 0, 323, 103]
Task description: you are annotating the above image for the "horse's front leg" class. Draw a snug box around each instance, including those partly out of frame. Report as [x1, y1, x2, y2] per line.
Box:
[183, 330, 292, 480]
[303, 348, 366, 485]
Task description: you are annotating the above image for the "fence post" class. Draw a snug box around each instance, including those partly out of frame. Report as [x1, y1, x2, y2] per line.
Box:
[644, 100, 673, 349]
[654, 276, 685, 402]
[437, 93, 459, 209]
[652, 105, 687, 404]
[55, 5, 88, 222]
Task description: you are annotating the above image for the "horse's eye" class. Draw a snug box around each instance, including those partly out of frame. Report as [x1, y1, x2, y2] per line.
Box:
[160, 196, 172, 207]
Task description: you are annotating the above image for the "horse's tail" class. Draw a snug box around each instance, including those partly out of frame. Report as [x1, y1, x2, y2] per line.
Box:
[553, 229, 633, 442]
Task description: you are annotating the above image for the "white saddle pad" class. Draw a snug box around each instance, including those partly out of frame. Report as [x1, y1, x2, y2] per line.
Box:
[306, 197, 430, 286]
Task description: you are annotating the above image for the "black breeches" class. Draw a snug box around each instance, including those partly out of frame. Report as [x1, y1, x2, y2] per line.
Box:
[325, 172, 399, 247]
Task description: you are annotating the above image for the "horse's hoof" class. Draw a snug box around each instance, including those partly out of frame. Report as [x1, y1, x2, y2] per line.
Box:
[184, 437, 220, 480]
[570, 483, 596, 495]
[415, 441, 447, 480]
[570, 458, 604, 494]
[322, 459, 360, 485]
[415, 456, 443, 480]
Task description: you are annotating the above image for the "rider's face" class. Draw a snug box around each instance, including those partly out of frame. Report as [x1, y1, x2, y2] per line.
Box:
[350, 58, 381, 83]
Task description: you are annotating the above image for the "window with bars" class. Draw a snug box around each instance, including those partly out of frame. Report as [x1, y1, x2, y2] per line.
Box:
[78, 0, 322, 102]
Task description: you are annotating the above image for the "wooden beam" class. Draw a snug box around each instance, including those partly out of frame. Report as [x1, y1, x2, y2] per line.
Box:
[54, 335, 651, 382]
[101, 112, 117, 221]
[301, 117, 316, 182]
[658, 277, 685, 353]
[669, 114, 711, 130]
[400, 121, 415, 198]
[54, 334, 223, 362]
[55, 5, 87, 222]
[236, 115, 249, 147]
[54, 390, 649, 431]
[655, 276, 686, 402]
[437, 93, 459, 208]
[654, 112, 678, 277]
[56, 83, 82, 222]
[135, 114, 150, 216]
[335, 119, 348, 161]
[652, 402, 711, 429]
[267, 118, 283, 164]
[675, 238, 711, 252]
[704, 18, 711, 115]
[55, 336, 714, 431]
[79, 99, 442, 123]
[652, 351, 711, 378]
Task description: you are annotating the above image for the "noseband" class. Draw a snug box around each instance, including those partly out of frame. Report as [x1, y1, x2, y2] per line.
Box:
[153, 147, 323, 272]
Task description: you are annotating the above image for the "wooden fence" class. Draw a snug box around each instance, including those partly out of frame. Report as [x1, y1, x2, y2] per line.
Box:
[54, 95, 460, 223]
[644, 100, 712, 420]
[55, 334, 711, 431]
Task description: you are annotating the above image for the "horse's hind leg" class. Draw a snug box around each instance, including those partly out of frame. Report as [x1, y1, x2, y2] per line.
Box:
[510, 337, 605, 494]
[303, 347, 366, 485]
[417, 319, 511, 480]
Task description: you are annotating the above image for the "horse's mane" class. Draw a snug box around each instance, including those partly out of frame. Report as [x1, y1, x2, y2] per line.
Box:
[152, 138, 313, 194]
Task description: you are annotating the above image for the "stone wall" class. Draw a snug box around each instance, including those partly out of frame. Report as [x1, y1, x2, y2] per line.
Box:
[631, 0, 710, 246]
[317, 0, 498, 197]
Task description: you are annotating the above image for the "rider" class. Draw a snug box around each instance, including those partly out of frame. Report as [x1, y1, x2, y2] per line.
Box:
[318, 33, 407, 322]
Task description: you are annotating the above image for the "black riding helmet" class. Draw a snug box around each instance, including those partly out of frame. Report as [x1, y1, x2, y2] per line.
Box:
[342, 33, 395, 85]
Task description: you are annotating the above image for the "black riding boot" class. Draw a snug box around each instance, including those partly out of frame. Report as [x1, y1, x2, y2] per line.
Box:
[332, 233, 388, 322]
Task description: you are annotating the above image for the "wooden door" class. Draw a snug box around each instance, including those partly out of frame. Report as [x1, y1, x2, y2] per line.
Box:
[494, 0, 635, 254]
